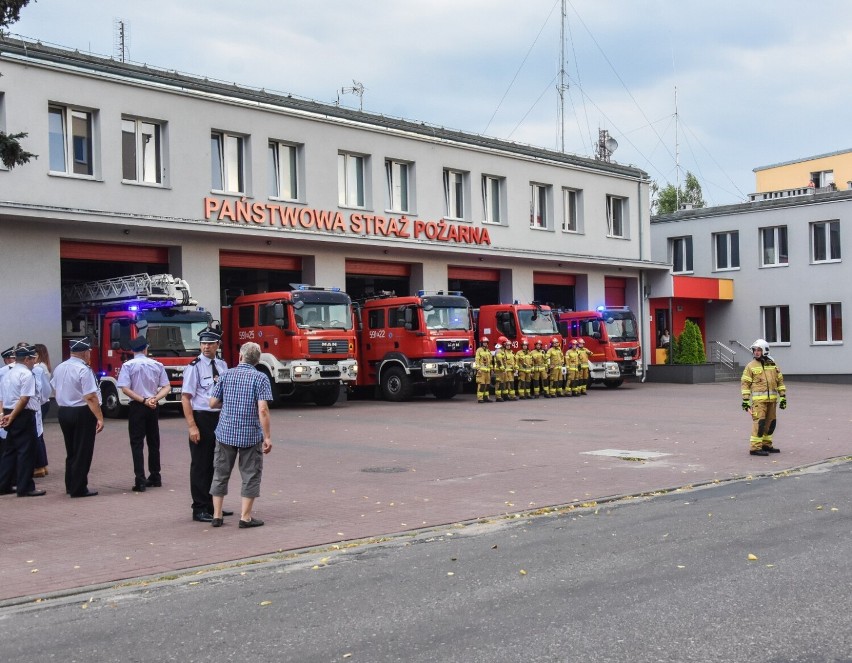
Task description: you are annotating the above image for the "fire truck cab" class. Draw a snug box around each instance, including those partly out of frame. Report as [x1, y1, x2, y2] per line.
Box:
[356, 291, 475, 401]
[555, 306, 643, 387]
[61, 274, 211, 417]
[221, 285, 358, 407]
[475, 302, 560, 350]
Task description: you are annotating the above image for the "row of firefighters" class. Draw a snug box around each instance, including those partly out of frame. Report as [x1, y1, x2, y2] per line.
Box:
[473, 336, 592, 403]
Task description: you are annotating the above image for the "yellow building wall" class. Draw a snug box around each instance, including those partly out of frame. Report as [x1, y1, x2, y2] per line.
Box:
[754, 152, 852, 192]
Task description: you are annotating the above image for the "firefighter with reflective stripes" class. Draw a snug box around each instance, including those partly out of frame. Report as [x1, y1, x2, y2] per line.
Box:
[492, 338, 509, 402]
[515, 338, 533, 399]
[530, 339, 547, 398]
[741, 338, 786, 456]
[497, 336, 517, 401]
[577, 338, 593, 395]
[565, 339, 581, 396]
[545, 337, 565, 397]
[474, 337, 493, 403]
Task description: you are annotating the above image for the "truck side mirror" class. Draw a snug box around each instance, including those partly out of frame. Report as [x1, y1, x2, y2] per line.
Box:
[273, 302, 286, 327]
[110, 321, 122, 350]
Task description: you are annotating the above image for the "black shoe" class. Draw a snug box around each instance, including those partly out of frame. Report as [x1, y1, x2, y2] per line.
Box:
[239, 517, 264, 528]
[71, 489, 99, 498]
[750, 449, 770, 456]
[0, 489, 15, 495]
[193, 511, 213, 522]
[211, 517, 223, 528]
[19, 489, 46, 497]
[763, 446, 781, 453]
[132, 483, 146, 492]
[145, 477, 162, 487]
[222, 510, 234, 516]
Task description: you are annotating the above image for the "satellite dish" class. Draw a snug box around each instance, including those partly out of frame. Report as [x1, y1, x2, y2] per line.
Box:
[605, 136, 619, 154]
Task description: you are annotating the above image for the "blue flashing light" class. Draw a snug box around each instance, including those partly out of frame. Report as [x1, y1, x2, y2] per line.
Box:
[129, 305, 139, 312]
[596, 305, 605, 312]
[416, 290, 425, 297]
[98, 371, 107, 377]
[330, 287, 341, 292]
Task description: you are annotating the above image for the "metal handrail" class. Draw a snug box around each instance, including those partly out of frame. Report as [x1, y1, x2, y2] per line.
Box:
[710, 340, 734, 370]
[728, 339, 751, 353]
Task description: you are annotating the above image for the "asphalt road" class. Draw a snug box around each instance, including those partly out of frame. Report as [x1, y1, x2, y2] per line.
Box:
[2, 459, 850, 663]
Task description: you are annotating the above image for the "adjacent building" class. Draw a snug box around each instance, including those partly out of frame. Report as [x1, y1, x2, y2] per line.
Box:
[0, 36, 667, 364]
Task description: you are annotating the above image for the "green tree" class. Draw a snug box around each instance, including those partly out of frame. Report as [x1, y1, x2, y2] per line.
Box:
[672, 320, 706, 365]
[0, 0, 37, 170]
[653, 171, 706, 215]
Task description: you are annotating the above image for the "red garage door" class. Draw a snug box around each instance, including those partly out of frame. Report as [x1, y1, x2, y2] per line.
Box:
[447, 266, 500, 281]
[60, 240, 169, 263]
[346, 260, 411, 277]
[219, 251, 302, 271]
[533, 271, 576, 286]
[605, 277, 626, 307]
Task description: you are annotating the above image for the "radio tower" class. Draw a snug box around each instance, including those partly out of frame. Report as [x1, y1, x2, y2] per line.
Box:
[114, 18, 130, 62]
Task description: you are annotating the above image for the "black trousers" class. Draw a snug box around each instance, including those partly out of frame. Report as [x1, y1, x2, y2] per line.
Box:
[58, 405, 97, 496]
[128, 401, 161, 485]
[189, 409, 219, 513]
[0, 409, 37, 495]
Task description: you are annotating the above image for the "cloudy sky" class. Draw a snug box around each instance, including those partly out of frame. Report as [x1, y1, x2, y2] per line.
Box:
[11, 0, 852, 205]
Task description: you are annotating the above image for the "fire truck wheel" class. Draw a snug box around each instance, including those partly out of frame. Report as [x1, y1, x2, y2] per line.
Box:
[431, 380, 459, 400]
[313, 385, 341, 407]
[380, 366, 412, 402]
[603, 379, 623, 388]
[101, 383, 127, 419]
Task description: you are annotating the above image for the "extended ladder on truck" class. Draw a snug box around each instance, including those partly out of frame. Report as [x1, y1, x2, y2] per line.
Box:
[62, 273, 197, 309]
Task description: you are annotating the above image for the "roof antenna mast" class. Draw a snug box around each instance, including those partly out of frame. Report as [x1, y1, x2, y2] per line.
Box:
[557, 0, 568, 152]
[337, 80, 366, 111]
[113, 18, 130, 62]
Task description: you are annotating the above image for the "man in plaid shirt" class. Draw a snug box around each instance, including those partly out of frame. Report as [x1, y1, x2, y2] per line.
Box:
[209, 342, 273, 528]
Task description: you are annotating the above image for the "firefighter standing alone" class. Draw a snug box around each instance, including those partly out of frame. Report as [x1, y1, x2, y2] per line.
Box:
[741, 339, 787, 456]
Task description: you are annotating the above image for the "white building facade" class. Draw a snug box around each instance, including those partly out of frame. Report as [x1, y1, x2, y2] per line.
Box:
[651, 190, 851, 381]
[0, 37, 666, 363]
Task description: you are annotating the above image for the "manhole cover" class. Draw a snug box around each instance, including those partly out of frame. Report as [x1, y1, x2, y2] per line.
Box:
[520, 418, 548, 422]
[361, 466, 409, 473]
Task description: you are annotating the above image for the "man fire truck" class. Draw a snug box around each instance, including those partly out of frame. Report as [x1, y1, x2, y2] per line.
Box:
[220, 285, 358, 407]
[356, 291, 475, 401]
[62, 274, 212, 417]
[555, 306, 643, 388]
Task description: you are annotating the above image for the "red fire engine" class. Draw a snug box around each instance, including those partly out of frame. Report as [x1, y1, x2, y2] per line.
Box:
[61, 273, 212, 417]
[475, 302, 561, 350]
[220, 285, 358, 406]
[555, 306, 643, 387]
[356, 291, 475, 401]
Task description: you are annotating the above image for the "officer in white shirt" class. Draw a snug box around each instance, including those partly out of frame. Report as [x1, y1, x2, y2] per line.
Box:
[52, 337, 104, 498]
[0, 345, 44, 497]
[181, 328, 232, 523]
[118, 335, 170, 492]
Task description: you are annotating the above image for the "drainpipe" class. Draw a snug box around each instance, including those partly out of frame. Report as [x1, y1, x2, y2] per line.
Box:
[638, 178, 648, 382]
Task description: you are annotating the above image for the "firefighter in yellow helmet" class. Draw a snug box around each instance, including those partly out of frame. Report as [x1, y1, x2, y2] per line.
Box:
[545, 336, 565, 397]
[577, 338, 593, 395]
[530, 339, 547, 398]
[474, 336, 493, 403]
[565, 338, 581, 396]
[515, 338, 533, 399]
[741, 338, 786, 455]
[496, 336, 517, 401]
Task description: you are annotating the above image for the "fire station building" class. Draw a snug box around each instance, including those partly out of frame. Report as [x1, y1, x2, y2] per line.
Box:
[0, 37, 668, 362]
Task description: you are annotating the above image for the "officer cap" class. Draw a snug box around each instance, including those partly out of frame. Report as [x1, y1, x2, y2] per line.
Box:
[69, 337, 93, 352]
[1, 346, 14, 359]
[14, 344, 38, 358]
[129, 336, 149, 352]
[198, 328, 222, 343]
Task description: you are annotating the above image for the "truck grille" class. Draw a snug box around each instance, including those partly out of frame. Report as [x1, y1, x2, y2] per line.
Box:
[308, 339, 348, 354]
[436, 338, 469, 353]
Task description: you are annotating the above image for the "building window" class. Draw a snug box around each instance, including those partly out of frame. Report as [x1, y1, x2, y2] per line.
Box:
[714, 231, 739, 270]
[811, 221, 841, 263]
[211, 131, 245, 194]
[121, 118, 162, 184]
[48, 104, 95, 176]
[385, 159, 410, 213]
[530, 183, 550, 229]
[338, 152, 366, 208]
[760, 226, 788, 267]
[606, 195, 626, 237]
[810, 170, 835, 189]
[669, 236, 693, 274]
[562, 188, 581, 232]
[482, 175, 504, 224]
[443, 169, 466, 220]
[762, 305, 790, 344]
[268, 141, 300, 200]
[812, 303, 842, 343]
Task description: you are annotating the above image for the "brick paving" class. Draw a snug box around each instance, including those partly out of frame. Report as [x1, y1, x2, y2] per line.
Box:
[1, 381, 849, 603]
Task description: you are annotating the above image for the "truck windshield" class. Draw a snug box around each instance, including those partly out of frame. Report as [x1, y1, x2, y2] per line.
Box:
[139, 311, 211, 357]
[518, 309, 558, 336]
[603, 311, 639, 342]
[295, 303, 353, 330]
[425, 306, 471, 331]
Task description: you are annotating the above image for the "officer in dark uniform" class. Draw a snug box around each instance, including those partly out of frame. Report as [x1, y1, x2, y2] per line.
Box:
[181, 328, 233, 522]
[0, 345, 44, 497]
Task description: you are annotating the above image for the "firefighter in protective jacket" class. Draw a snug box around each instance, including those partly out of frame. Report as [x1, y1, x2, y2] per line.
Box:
[577, 338, 593, 395]
[474, 337, 493, 403]
[530, 340, 547, 398]
[496, 336, 517, 401]
[545, 337, 565, 397]
[565, 339, 581, 396]
[741, 338, 786, 456]
[515, 339, 533, 399]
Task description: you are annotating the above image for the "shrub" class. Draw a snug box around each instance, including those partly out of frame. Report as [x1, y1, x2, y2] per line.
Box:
[673, 320, 706, 364]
